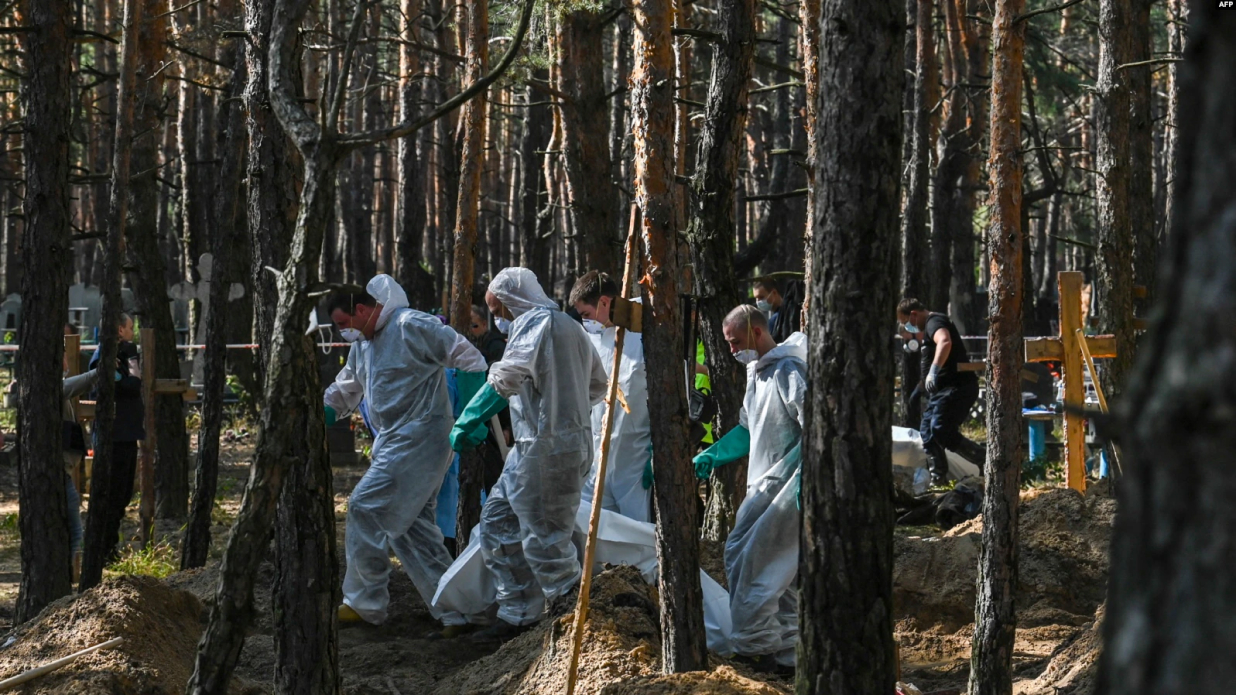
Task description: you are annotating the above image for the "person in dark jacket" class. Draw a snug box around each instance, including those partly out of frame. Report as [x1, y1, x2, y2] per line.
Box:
[752, 277, 803, 344]
[897, 298, 985, 486]
[468, 304, 507, 365]
[87, 312, 144, 563]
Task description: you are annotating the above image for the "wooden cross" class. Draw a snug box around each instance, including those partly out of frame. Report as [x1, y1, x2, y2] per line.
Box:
[1023, 271, 1116, 493]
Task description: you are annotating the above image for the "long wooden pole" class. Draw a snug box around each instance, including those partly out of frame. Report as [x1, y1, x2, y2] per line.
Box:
[566, 204, 639, 695]
[1058, 271, 1086, 493]
[0, 637, 123, 691]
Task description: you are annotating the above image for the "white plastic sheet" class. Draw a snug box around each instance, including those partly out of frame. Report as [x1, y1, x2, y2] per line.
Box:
[432, 505, 733, 655]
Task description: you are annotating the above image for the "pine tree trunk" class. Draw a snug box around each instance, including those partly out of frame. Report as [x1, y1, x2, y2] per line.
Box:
[1161, 0, 1187, 254]
[902, 0, 936, 303]
[124, 0, 189, 523]
[557, 8, 617, 275]
[518, 71, 551, 279]
[450, 0, 488, 548]
[395, 0, 434, 307]
[187, 0, 345, 689]
[1096, 8, 1236, 693]
[245, 0, 297, 361]
[1094, 0, 1136, 395]
[687, 0, 755, 543]
[1128, 0, 1155, 303]
[949, 0, 987, 334]
[796, 1, 902, 693]
[182, 47, 247, 571]
[14, 0, 75, 621]
[631, 0, 707, 670]
[797, 0, 821, 332]
[932, 0, 969, 314]
[80, 0, 142, 593]
[968, 1, 1025, 693]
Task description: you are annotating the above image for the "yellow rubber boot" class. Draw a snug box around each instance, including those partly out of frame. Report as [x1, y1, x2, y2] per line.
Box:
[337, 604, 365, 624]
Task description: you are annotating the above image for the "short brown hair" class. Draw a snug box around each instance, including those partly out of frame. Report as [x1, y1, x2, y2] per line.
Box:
[724, 304, 769, 332]
[753, 277, 782, 295]
[569, 270, 619, 308]
[897, 298, 925, 316]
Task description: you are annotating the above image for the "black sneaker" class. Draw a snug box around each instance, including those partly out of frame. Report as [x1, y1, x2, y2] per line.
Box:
[469, 619, 534, 644]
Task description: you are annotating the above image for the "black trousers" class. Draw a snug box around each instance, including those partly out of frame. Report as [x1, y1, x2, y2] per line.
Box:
[920, 377, 984, 474]
[85, 441, 139, 564]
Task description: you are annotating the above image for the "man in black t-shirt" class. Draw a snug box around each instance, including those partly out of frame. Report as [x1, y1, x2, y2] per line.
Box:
[897, 298, 986, 485]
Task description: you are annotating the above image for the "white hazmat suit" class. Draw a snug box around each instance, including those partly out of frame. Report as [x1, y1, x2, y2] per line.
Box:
[580, 307, 653, 523]
[478, 268, 608, 626]
[726, 331, 807, 666]
[324, 275, 487, 624]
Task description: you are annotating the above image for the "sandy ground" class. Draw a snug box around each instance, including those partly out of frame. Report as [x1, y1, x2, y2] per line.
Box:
[0, 435, 1110, 694]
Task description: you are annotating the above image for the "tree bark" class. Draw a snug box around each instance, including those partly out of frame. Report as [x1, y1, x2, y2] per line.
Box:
[931, 0, 966, 316]
[631, 0, 707, 670]
[14, 0, 75, 621]
[80, 0, 142, 593]
[902, 0, 936, 303]
[557, 7, 617, 276]
[395, 0, 434, 307]
[1094, 0, 1136, 395]
[968, 1, 1025, 694]
[948, 0, 987, 335]
[187, 0, 345, 689]
[518, 71, 551, 280]
[124, 0, 188, 522]
[686, 0, 755, 543]
[1128, 0, 1155, 304]
[796, 1, 902, 693]
[449, 0, 488, 549]
[1160, 0, 1187, 255]
[245, 0, 298, 360]
[182, 46, 247, 571]
[1096, 8, 1236, 693]
[797, 0, 821, 333]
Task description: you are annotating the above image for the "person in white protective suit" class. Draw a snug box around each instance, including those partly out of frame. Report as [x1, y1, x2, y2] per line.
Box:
[569, 270, 653, 523]
[323, 274, 489, 628]
[450, 267, 608, 642]
[693, 304, 804, 675]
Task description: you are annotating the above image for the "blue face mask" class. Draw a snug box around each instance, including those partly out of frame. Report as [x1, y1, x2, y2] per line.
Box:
[495, 317, 511, 334]
[903, 321, 919, 334]
[755, 300, 773, 314]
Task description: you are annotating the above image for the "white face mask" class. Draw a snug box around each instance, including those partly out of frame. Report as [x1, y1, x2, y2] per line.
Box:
[495, 317, 512, 334]
[582, 319, 604, 334]
[734, 349, 759, 365]
[755, 300, 773, 314]
[340, 328, 363, 343]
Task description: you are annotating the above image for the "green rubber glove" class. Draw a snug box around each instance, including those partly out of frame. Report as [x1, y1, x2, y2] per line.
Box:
[450, 382, 508, 452]
[324, 405, 338, 427]
[692, 425, 751, 480]
[454, 370, 487, 410]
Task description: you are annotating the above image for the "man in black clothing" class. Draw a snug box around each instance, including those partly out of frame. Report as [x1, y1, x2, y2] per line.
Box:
[897, 298, 985, 485]
[752, 277, 803, 344]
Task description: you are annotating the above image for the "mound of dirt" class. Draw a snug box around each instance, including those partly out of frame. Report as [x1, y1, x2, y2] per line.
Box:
[894, 485, 1115, 694]
[1025, 604, 1104, 695]
[600, 665, 790, 694]
[895, 486, 1114, 637]
[0, 575, 258, 695]
[440, 565, 785, 695]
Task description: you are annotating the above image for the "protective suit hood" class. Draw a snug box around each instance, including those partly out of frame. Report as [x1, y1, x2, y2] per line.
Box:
[367, 274, 410, 331]
[488, 268, 557, 318]
[752, 331, 807, 374]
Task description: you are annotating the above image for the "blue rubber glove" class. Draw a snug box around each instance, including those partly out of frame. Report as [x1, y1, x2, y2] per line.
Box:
[693, 425, 751, 480]
[454, 370, 487, 410]
[324, 405, 338, 427]
[450, 382, 508, 452]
